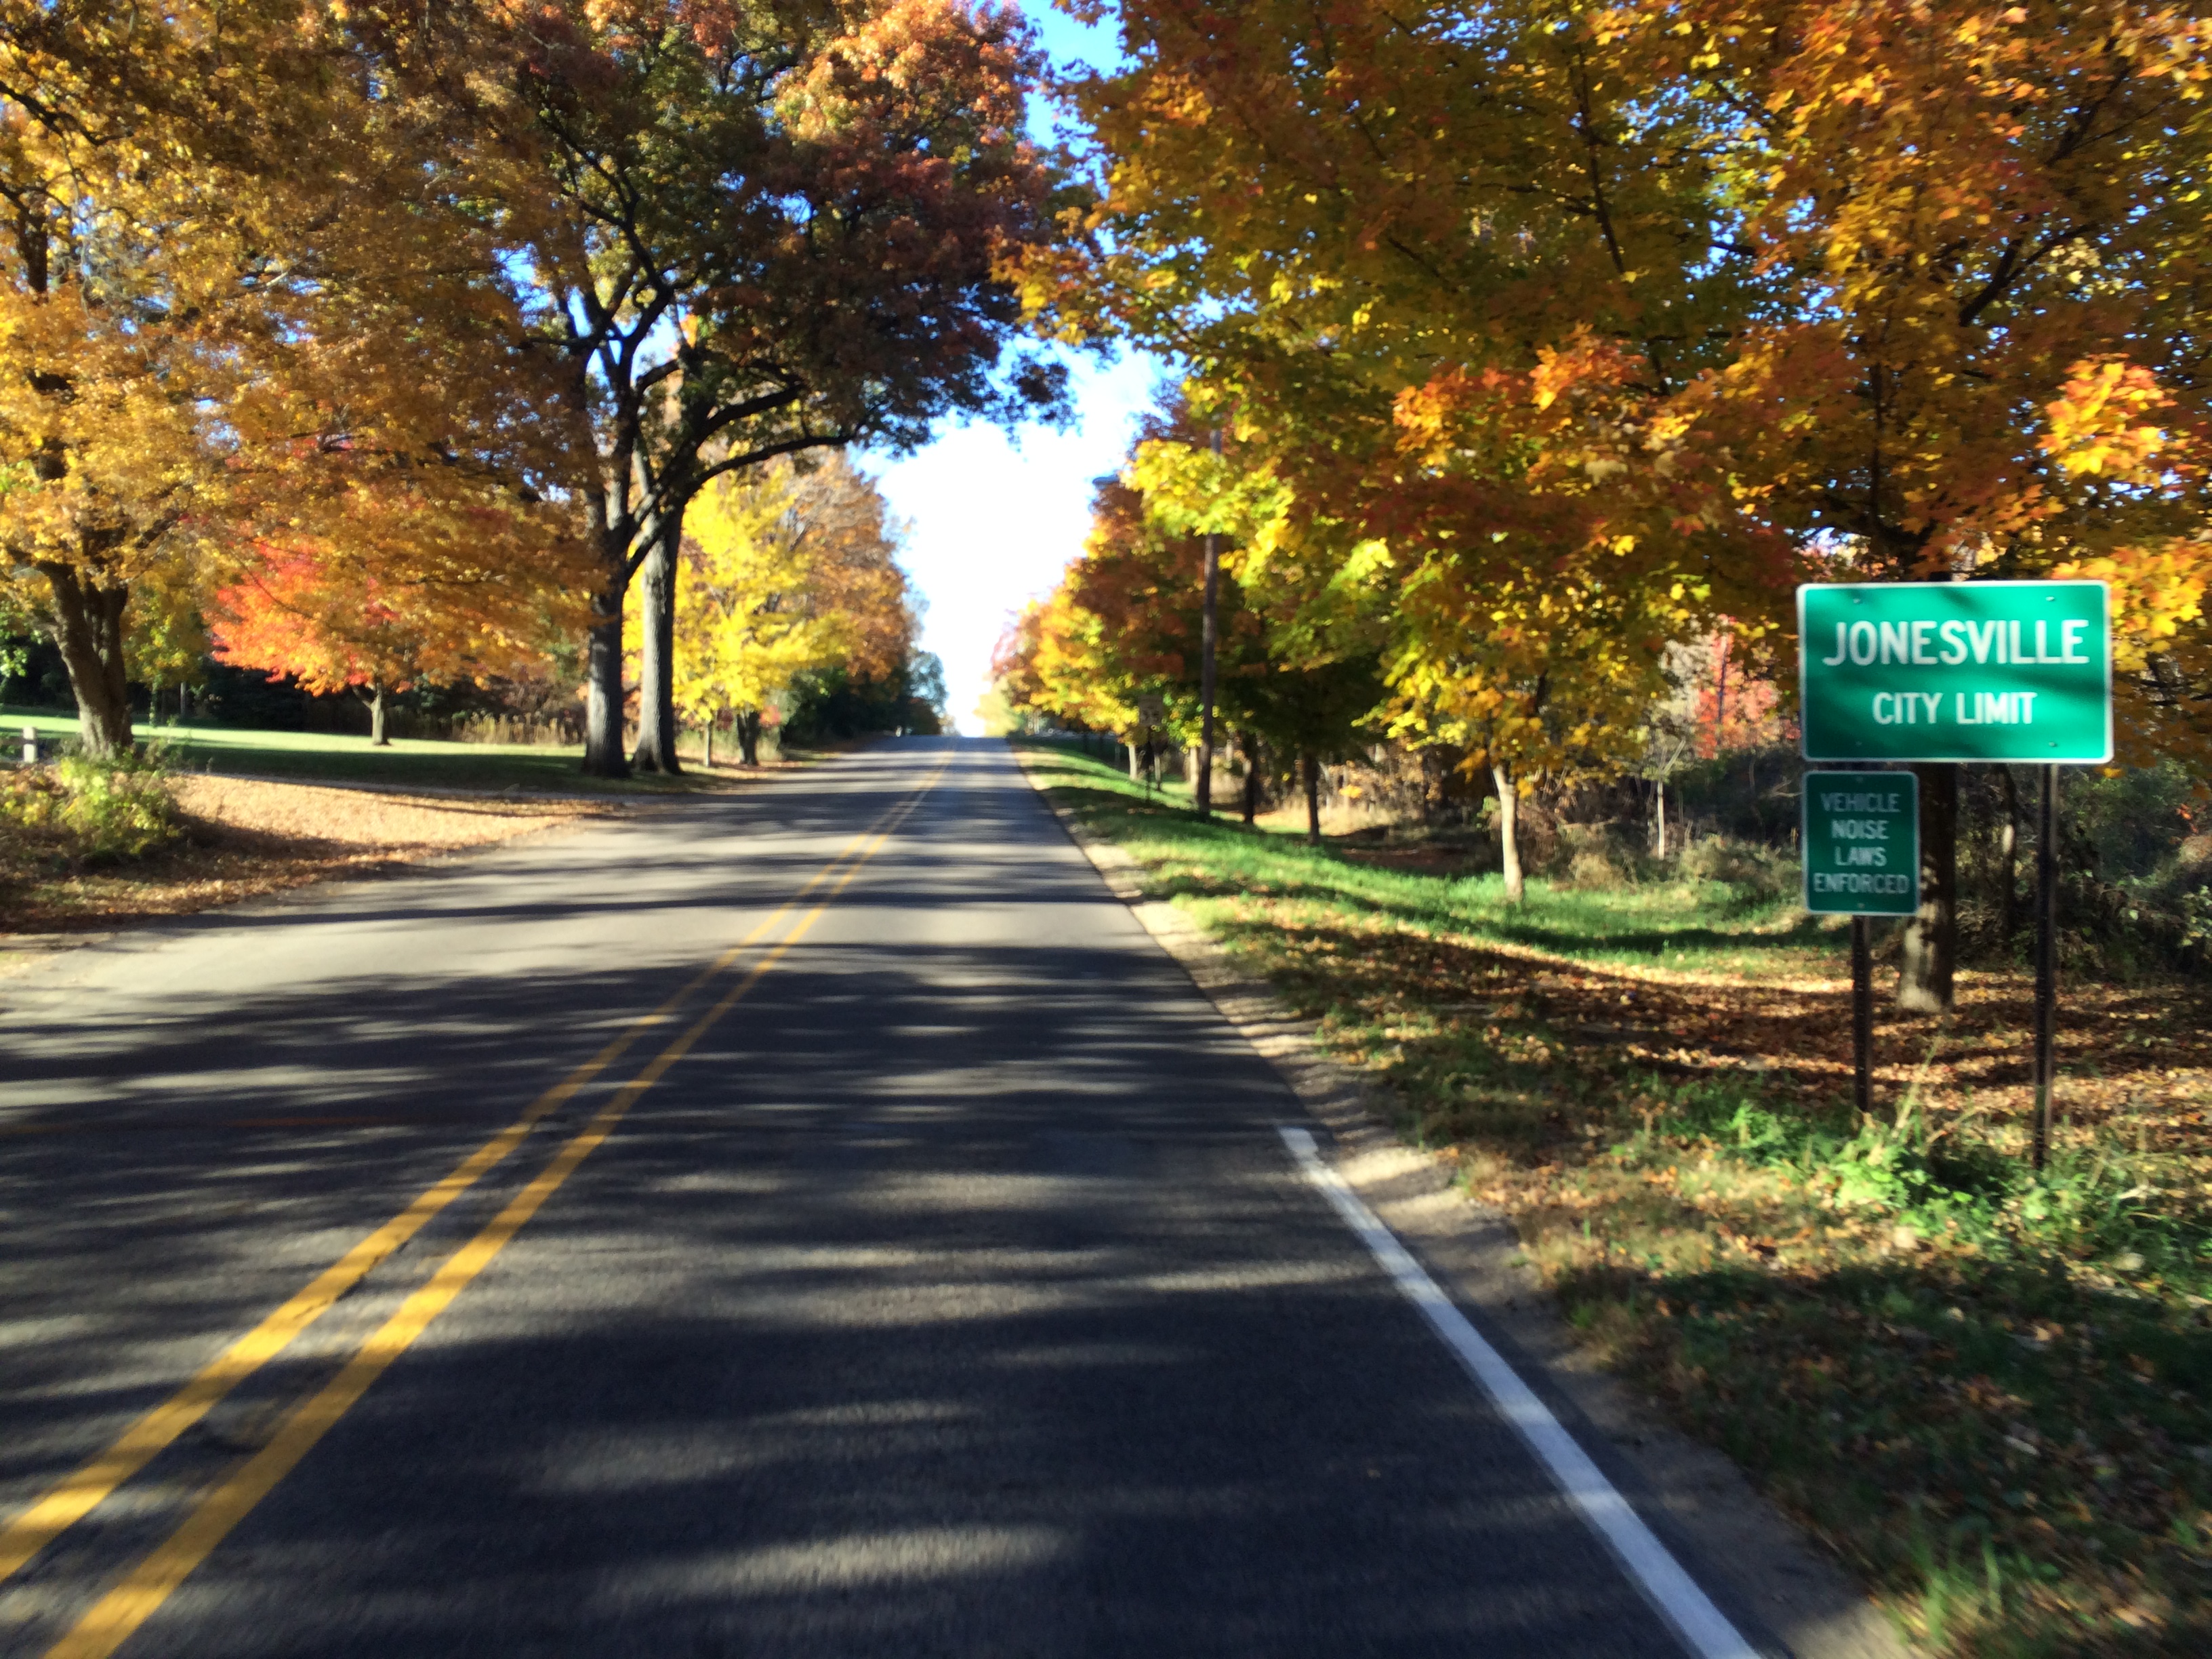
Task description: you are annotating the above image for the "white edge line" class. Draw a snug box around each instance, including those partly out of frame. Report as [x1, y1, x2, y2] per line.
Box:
[1276, 1124, 1763, 1659]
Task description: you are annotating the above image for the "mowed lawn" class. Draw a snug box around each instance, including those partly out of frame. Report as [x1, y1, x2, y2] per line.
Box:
[1018, 737, 2212, 1659]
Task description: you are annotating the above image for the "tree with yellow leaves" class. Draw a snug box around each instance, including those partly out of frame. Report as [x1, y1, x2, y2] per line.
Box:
[0, 2, 574, 757]
[648, 455, 914, 765]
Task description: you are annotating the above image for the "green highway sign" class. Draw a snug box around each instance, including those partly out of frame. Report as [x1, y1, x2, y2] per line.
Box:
[1798, 581, 2111, 762]
[1803, 771, 1920, 916]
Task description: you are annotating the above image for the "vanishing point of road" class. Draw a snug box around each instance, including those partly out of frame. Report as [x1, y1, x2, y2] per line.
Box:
[2, 739, 1765, 1658]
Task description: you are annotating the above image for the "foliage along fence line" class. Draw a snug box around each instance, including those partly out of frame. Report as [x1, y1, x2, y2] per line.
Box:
[991, 0, 2212, 1012]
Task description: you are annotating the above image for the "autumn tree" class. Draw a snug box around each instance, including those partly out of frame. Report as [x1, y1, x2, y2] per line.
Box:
[211, 478, 588, 745]
[648, 453, 913, 764]
[489, 0, 1069, 777]
[998, 406, 1387, 832]
[0, 3, 574, 758]
[1025, 1, 1759, 886]
[1042, 0, 2212, 958]
[1656, 0, 2212, 1009]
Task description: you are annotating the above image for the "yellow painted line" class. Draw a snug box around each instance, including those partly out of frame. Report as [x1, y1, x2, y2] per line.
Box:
[43, 785, 928, 1659]
[0, 766, 943, 1588]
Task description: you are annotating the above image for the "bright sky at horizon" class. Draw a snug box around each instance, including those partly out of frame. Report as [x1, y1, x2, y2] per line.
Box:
[861, 2, 1161, 737]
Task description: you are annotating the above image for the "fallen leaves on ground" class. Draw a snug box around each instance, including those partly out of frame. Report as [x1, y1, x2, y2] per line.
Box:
[1, 776, 614, 935]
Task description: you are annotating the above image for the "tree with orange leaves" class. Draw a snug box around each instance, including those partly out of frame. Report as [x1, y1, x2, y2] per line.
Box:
[493, 0, 1070, 777]
[1037, 0, 2212, 967]
[1, 2, 577, 758]
[211, 475, 588, 745]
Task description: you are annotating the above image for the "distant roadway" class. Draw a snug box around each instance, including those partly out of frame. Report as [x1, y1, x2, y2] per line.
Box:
[1, 739, 1751, 1657]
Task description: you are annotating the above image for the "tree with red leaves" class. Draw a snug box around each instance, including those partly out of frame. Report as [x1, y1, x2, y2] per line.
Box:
[210, 477, 590, 745]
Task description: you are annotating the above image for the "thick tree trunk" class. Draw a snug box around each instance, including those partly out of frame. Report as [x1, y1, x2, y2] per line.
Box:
[581, 571, 630, 779]
[737, 709, 762, 766]
[1999, 764, 2022, 939]
[1494, 762, 1525, 902]
[1127, 738, 1140, 782]
[35, 562, 134, 759]
[1240, 731, 1261, 826]
[364, 684, 389, 746]
[630, 518, 682, 775]
[1898, 761, 1959, 1013]
[1302, 751, 1321, 844]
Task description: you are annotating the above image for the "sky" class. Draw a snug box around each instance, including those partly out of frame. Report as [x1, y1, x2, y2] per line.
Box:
[861, 2, 1161, 735]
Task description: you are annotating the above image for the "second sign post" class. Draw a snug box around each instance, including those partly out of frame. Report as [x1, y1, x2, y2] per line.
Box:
[1802, 771, 1919, 1118]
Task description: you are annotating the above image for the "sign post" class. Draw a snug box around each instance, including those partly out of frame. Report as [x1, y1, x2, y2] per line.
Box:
[1803, 771, 1919, 1118]
[1799, 581, 2111, 1164]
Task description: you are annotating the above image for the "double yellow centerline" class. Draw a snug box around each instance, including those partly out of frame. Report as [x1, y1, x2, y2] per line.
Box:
[5, 758, 949, 1659]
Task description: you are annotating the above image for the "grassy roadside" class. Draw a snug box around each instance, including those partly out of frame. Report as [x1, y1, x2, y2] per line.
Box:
[1018, 739, 2212, 1658]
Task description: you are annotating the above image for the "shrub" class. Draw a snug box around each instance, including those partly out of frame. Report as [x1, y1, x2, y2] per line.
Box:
[1, 752, 180, 875]
[54, 753, 178, 859]
[1677, 836, 1796, 902]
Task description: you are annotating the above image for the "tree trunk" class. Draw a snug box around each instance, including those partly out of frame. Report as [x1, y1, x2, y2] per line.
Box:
[703, 720, 713, 769]
[737, 709, 762, 766]
[1197, 519, 1219, 817]
[630, 517, 682, 775]
[365, 684, 389, 747]
[1302, 751, 1321, 844]
[1655, 778, 1667, 858]
[1494, 762, 1525, 902]
[1999, 764, 2021, 939]
[1240, 731, 1261, 826]
[581, 569, 630, 779]
[35, 561, 134, 759]
[1898, 761, 1959, 1013]
[1127, 738, 1140, 782]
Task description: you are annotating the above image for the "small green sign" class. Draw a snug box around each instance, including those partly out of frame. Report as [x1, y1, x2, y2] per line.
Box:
[1803, 771, 1920, 916]
[1799, 581, 2111, 762]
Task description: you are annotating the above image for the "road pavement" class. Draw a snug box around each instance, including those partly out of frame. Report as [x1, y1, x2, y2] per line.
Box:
[1, 739, 1750, 1657]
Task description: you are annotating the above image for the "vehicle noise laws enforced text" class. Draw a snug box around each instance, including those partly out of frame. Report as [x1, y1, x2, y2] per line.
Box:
[1802, 771, 1920, 918]
[1797, 581, 2112, 763]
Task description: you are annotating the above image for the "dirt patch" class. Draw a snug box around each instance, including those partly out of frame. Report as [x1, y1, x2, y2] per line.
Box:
[1, 777, 613, 937]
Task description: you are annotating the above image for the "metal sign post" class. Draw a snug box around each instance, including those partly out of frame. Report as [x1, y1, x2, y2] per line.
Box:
[1798, 581, 2110, 1163]
[1803, 771, 1920, 1118]
[2032, 764, 2059, 1170]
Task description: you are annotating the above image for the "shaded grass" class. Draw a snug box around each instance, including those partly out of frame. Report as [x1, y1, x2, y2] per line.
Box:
[1021, 738, 2212, 1657]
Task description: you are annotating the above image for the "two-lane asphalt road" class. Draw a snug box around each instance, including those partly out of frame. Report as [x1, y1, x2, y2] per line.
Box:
[2, 739, 1751, 1657]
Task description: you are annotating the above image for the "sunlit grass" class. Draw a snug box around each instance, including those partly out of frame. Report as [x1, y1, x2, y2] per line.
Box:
[1021, 739, 1845, 982]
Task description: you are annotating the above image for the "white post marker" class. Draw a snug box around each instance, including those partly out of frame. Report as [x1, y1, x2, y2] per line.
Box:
[1277, 1126, 1761, 1659]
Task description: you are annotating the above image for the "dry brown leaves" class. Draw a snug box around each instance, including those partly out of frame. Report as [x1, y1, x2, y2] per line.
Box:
[0, 777, 613, 937]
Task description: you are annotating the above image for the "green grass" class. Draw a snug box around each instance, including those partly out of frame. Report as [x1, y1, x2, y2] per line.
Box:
[1022, 737, 1843, 981]
[1019, 737, 2212, 1657]
[3, 708, 731, 795]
